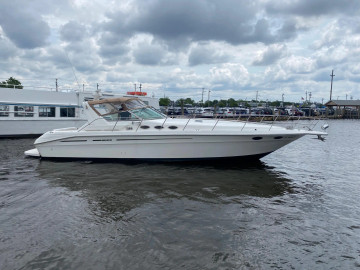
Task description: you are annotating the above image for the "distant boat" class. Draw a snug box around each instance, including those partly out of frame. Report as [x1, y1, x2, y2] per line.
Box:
[0, 87, 159, 137]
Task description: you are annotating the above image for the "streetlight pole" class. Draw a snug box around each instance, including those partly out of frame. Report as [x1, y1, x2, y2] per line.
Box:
[330, 70, 335, 101]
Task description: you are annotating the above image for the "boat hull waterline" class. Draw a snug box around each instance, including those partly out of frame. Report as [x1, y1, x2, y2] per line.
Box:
[26, 133, 305, 160]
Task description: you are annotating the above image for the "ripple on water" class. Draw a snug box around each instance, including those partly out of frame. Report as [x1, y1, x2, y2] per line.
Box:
[1, 121, 360, 269]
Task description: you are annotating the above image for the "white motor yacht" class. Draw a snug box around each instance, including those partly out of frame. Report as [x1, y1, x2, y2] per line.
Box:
[25, 97, 327, 161]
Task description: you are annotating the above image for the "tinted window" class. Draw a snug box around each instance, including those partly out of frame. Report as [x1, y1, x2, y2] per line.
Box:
[39, 107, 55, 117]
[14, 106, 34, 117]
[0, 105, 9, 117]
[60, 107, 76, 117]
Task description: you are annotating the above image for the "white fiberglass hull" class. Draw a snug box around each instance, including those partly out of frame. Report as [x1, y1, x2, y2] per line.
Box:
[26, 97, 327, 161]
[32, 132, 304, 160]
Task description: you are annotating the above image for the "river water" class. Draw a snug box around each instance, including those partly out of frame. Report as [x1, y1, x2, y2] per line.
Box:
[0, 120, 359, 269]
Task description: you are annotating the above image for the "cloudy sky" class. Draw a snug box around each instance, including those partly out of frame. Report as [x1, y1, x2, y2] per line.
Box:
[1, 0, 359, 103]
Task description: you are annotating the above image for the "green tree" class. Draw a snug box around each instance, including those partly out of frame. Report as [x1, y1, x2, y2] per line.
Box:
[218, 99, 227, 107]
[0, 77, 23, 89]
[159, 97, 171, 106]
[227, 98, 238, 107]
[175, 98, 184, 106]
[184, 98, 195, 106]
[204, 100, 214, 107]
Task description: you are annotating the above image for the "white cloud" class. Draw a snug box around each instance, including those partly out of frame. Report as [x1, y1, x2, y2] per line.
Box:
[210, 64, 250, 87]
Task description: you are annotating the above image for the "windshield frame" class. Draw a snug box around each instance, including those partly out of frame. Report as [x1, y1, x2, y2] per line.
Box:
[88, 98, 165, 121]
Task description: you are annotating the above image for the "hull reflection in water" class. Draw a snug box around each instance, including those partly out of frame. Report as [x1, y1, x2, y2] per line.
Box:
[35, 159, 293, 211]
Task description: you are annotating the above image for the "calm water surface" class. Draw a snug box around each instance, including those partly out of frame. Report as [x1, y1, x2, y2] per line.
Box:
[0, 120, 360, 269]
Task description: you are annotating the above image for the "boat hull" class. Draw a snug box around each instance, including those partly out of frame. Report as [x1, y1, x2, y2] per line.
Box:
[34, 133, 304, 160]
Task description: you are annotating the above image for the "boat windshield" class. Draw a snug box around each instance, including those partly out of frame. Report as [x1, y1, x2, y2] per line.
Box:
[130, 107, 165, 120]
[90, 98, 165, 121]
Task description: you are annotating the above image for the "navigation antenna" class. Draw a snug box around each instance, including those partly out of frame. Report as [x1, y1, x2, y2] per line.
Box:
[64, 50, 81, 91]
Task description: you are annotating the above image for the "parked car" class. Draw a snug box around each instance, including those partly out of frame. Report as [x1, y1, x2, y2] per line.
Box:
[175, 108, 189, 115]
[195, 108, 214, 118]
[300, 107, 315, 116]
[319, 108, 334, 115]
[276, 108, 289, 115]
[167, 108, 176, 115]
[286, 108, 304, 116]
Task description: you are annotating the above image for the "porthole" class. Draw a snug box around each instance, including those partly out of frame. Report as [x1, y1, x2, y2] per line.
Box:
[252, 136, 263, 140]
[274, 136, 283, 140]
[140, 125, 150, 129]
[168, 126, 178, 130]
[154, 126, 164, 129]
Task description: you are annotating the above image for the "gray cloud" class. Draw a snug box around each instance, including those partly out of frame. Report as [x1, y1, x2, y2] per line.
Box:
[101, 0, 299, 51]
[253, 44, 287, 66]
[266, 0, 360, 17]
[132, 42, 167, 66]
[60, 21, 87, 42]
[97, 32, 131, 65]
[0, 35, 18, 60]
[0, 11, 50, 49]
[0, 0, 53, 49]
[188, 45, 230, 66]
[43, 47, 73, 69]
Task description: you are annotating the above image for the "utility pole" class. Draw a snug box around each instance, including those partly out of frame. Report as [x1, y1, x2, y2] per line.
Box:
[305, 91, 308, 102]
[309, 92, 312, 103]
[256, 90, 258, 102]
[134, 84, 137, 91]
[97, 83, 99, 90]
[330, 70, 335, 101]
[139, 83, 142, 93]
[346, 94, 348, 100]
[55, 78, 58, 92]
[201, 88, 205, 105]
[208, 89, 211, 102]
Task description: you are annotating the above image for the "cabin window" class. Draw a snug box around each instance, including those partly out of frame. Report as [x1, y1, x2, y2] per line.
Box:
[39, 107, 55, 117]
[14, 105, 34, 117]
[0, 105, 9, 117]
[60, 107, 75, 117]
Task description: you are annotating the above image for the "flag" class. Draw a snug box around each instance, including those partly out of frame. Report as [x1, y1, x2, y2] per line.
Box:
[301, 97, 304, 100]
